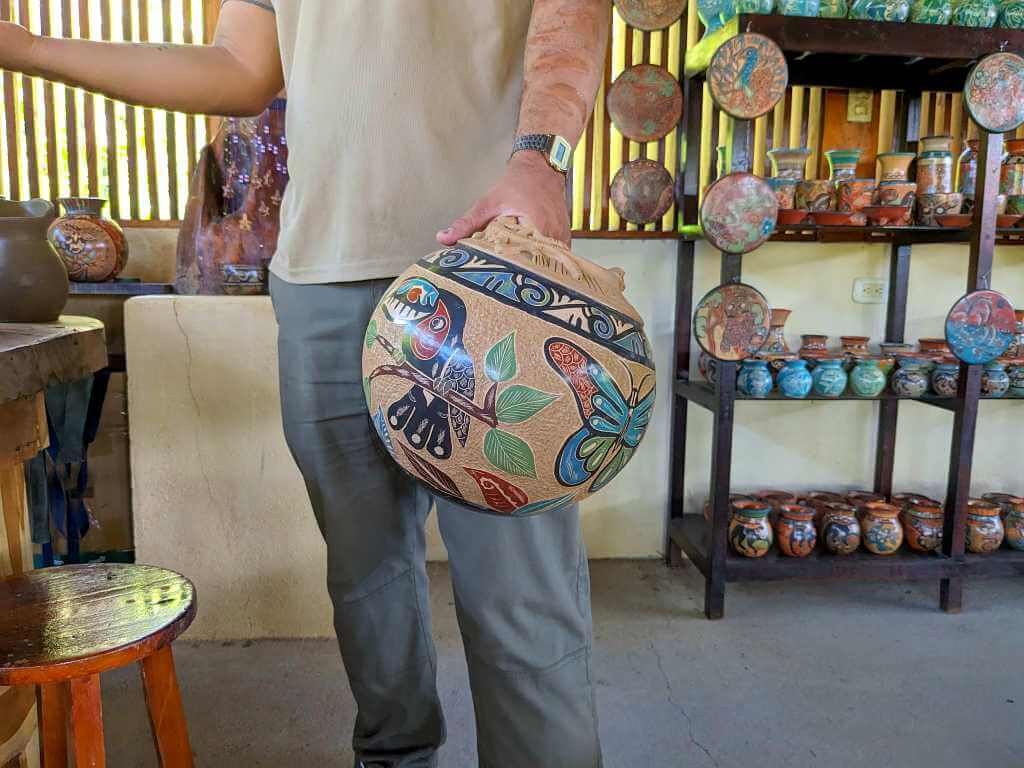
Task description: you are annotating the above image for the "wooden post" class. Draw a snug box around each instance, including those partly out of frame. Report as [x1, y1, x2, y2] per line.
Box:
[874, 244, 911, 498]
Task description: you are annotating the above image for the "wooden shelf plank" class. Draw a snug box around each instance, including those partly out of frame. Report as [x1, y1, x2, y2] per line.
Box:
[674, 378, 974, 410]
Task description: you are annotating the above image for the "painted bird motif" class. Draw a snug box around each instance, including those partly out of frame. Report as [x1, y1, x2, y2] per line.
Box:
[382, 277, 475, 460]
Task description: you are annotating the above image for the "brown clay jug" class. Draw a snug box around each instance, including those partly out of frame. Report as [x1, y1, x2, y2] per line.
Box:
[0, 199, 69, 323]
[47, 197, 128, 282]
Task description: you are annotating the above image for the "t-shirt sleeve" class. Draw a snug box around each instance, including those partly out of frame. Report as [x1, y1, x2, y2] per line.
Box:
[221, 0, 274, 12]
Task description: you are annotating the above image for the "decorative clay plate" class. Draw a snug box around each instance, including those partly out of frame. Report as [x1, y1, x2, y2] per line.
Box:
[944, 289, 1016, 365]
[693, 282, 771, 362]
[964, 52, 1024, 135]
[700, 172, 778, 254]
[610, 159, 675, 225]
[606, 64, 683, 143]
[708, 33, 788, 120]
[613, 0, 686, 30]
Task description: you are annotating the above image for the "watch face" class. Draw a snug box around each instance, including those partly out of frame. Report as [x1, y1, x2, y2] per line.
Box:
[550, 137, 572, 172]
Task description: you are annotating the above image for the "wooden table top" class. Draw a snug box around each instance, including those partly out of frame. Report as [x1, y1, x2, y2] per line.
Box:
[0, 564, 196, 685]
[0, 316, 107, 405]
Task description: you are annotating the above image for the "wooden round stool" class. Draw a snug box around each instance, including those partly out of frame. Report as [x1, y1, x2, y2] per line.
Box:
[0, 564, 197, 768]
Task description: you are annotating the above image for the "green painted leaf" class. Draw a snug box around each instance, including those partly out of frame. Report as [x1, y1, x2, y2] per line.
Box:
[362, 376, 371, 407]
[484, 428, 537, 478]
[495, 385, 559, 424]
[485, 332, 517, 382]
[391, 346, 405, 365]
[364, 318, 377, 349]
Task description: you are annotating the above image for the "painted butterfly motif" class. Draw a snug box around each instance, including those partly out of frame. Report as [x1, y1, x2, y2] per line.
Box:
[544, 338, 655, 493]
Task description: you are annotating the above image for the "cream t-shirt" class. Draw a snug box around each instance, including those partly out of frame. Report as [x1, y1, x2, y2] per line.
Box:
[230, 0, 533, 284]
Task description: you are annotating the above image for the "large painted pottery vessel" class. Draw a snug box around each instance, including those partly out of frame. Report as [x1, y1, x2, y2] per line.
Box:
[701, 173, 778, 254]
[729, 501, 774, 558]
[964, 53, 1024, 134]
[965, 500, 1004, 553]
[707, 34, 788, 120]
[47, 197, 128, 282]
[811, 358, 848, 397]
[944, 289, 1015, 364]
[606, 64, 683, 143]
[693, 282, 771, 361]
[0, 199, 69, 322]
[362, 218, 656, 516]
[614, 0, 687, 29]
[777, 358, 812, 398]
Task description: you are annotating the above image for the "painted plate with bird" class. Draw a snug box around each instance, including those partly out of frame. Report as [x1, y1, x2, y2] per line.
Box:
[606, 64, 683, 143]
[610, 159, 675, 225]
[693, 282, 771, 362]
[707, 33, 788, 120]
[944, 289, 1016, 365]
[613, 0, 686, 29]
[963, 52, 1024, 134]
[700, 172, 778, 255]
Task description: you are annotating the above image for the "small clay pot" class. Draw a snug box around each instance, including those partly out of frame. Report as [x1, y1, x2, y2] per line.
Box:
[918, 338, 951, 355]
[821, 504, 861, 554]
[876, 181, 917, 224]
[777, 358, 813, 398]
[0, 199, 69, 322]
[47, 197, 128, 282]
[861, 502, 904, 555]
[849, 358, 887, 397]
[891, 491, 942, 510]
[965, 499, 1005, 553]
[917, 192, 963, 226]
[737, 359, 773, 398]
[811, 358, 848, 397]
[982, 361, 1010, 397]
[754, 489, 797, 526]
[847, 490, 886, 507]
[901, 504, 944, 552]
[931, 360, 960, 397]
[799, 492, 845, 530]
[980, 492, 1024, 522]
[729, 501, 774, 558]
[825, 148, 863, 181]
[836, 178, 878, 225]
[776, 505, 817, 557]
[768, 178, 798, 210]
[1004, 505, 1024, 551]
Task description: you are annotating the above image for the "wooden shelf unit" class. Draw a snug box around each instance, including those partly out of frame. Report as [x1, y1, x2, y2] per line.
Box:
[666, 16, 1024, 618]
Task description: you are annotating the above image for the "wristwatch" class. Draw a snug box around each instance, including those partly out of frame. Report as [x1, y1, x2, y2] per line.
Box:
[510, 134, 572, 174]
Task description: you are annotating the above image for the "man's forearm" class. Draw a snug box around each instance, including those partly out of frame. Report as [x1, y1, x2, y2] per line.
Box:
[517, 0, 609, 146]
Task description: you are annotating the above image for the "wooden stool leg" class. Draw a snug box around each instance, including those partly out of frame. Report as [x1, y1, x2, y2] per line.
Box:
[36, 682, 69, 768]
[69, 676, 105, 768]
[140, 646, 193, 768]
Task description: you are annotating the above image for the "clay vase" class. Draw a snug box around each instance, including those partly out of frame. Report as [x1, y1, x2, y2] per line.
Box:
[0, 199, 69, 323]
[965, 500, 1004, 553]
[801, 491, 846, 529]
[776, 505, 817, 557]
[762, 308, 792, 354]
[825, 149, 863, 181]
[361, 217, 656, 516]
[1001, 139, 1024, 214]
[891, 491, 941, 510]
[821, 505, 861, 554]
[47, 197, 128, 282]
[918, 337, 950, 356]
[777, 358, 813, 398]
[847, 491, 886, 515]
[768, 178, 798, 210]
[811, 358, 848, 397]
[890, 356, 928, 397]
[849, 358, 887, 397]
[931, 360, 960, 397]
[729, 501, 774, 558]
[861, 502, 904, 555]
[737, 359, 773, 398]
[982, 361, 1010, 397]
[1002, 504, 1024, 550]
[917, 192, 963, 226]
[916, 151, 954, 196]
[840, 335, 870, 370]
[760, 352, 798, 383]
[876, 152, 916, 181]
[901, 504, 944, 552]
[768, 148, 812, 180]
[754, 489, 797, 527]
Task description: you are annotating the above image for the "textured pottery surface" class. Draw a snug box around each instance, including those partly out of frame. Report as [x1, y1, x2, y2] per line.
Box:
[760, 352, 797, 381]
[738, 359, 773, 397]
[891, 357, 929, 397]
[707, 34, 788, 120]
[0, 199, 69, 323]
[952, 0, 998, 25]
[777, 506, 817, 557]
[768, 148, 812, 180]
[761, 307, 792, 354]
[610, 159, 675, 225]
[776, 0, 821, 14]
[861, 505, 904, 555]
[982, 361, 1011, 396]
[811, 359, 848, 397]
[614, 0, 687, 29]
[729, 502, 774, 558]
[796, 179, 835, 211]
[818, 0, 849, 15]
[822, 510, 861, 555]
[902, 506, 944, 552]
[836, 179, 878, 224]
[800, 334, 828, 353]
[876, 152, 916, 181]
[892, 492, 941, 509]
[697, 0, 730, 35]
[47, 197, 127, 282]
[916, 153, 954, 195]
[701, 173, 778, 254]
[777, 359, 813, 398]
[911, 0, 953, 22]
[768, 178, 798, 210]
[849, 0, 911, 17]
[945, 289, 1015, 364]
[981, 492, 1023, 521]
[1002, 0, 1024, 25]
[734, 0, 773, 11]
[849, 358, 887, 397]
[606, 64, 683, 143]
[877, 181, 917, 223]
[825, 149, 863, 181]
[1005, 508, 1024, 550]
[693, 282, 770, 361]
[917, 192, 962, 226]
[840, 335, 869, 361]
[362, 218, 655, 516]
[966, 501, 1004, 553]
[964, 53, 1024, 133]
[931, 361, 960, 396]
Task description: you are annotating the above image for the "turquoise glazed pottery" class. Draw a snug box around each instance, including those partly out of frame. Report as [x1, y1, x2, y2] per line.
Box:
[738, 359, 773, 397]
[931, 360, 960, 396]
[777, 0, 820, 13]
[735, 0, 773, 11]
[778, 358, 813, 398]
[825, 149, 863, 181]
[911, 0, 953, 21]
[982, 361, 1010, 397]
[699, 0, 733, 35]
[1008, 360, 1024, 395]
[811, 358, 848, 397]
[849, 358, 887, 397]
[861, 502, 904, 555]
[776, 505, 817, 557]
[819, 0, 848, 14]
[849, 0, 911, 19]
[1004, 505, 1024, 550]
[1001, 0, 1024, 26]
[729, 501, 774, 558]
[952, 0, 998, 25]
[901, 505, 944, 552]
[966, 500, 1004, 553]
[821, 505, 861, 554]
[890, 356, 929, 398]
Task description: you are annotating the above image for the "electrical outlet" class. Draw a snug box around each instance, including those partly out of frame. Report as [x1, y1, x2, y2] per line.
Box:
[852, 277, 887, 304]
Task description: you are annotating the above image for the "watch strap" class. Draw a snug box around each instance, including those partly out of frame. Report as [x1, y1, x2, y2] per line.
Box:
[511, 133, 572, 173]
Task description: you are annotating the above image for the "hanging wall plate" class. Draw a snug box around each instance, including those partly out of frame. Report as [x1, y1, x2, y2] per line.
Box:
[963, 52, 1024, 135]
[606, 64, 683, 143]
[701, 172, 778, 254]
[610, 159, 675, 225]
[693, 282, 772, 362]
[613, 0, 687, 30]
[944, 289, 1016, 365]
[707, 33, 789, 120]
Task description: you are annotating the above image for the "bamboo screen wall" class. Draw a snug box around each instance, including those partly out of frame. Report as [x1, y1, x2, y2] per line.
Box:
[0, 0, 210, 223]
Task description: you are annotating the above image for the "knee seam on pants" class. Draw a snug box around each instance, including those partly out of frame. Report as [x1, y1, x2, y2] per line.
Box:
[464, 643, 591, 680]
[335, 565, 413, 605]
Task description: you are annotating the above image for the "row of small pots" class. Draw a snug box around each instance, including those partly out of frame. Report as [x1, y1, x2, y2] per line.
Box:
[709, 489, 1024, 558]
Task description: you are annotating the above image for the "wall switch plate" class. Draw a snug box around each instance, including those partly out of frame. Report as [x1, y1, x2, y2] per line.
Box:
[853, 277, 887, 304]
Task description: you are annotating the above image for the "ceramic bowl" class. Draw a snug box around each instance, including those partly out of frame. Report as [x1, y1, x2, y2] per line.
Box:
[862, 205, 911, 226]
[936, 214, 972, 228]
[777, 208, 809, 226]
[917, 192, 962, 226]
[811, 210, 856, 226]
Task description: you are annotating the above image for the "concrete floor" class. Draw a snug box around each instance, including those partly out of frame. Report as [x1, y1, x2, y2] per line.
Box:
[103, 561, 1023, 767]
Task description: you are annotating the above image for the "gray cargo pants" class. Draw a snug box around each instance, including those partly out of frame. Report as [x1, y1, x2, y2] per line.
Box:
[270, 274, 602, 768]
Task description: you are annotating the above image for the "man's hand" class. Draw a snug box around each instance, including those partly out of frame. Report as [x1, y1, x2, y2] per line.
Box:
[0, 22, 36, 72]
[437, 151, 571, 248]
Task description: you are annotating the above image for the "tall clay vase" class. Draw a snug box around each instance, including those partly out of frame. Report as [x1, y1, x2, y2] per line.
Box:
[361, 217, 656, 516]
[47, 197, 128, 282]
[0, 199, 69, 322]
[876, 152, 916, 181]
[825, 149, 863, 181]
[768, 148, 812, 180]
